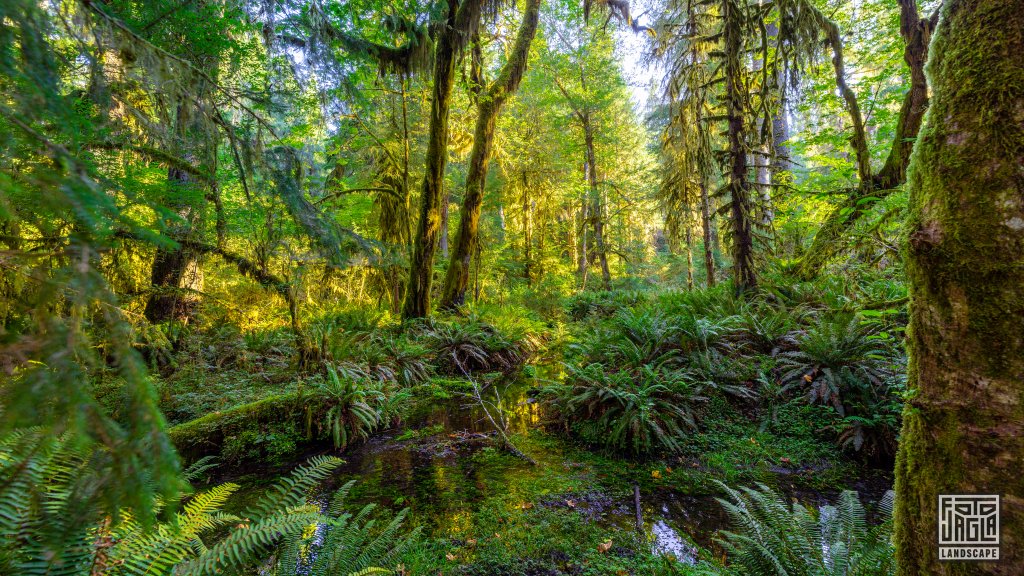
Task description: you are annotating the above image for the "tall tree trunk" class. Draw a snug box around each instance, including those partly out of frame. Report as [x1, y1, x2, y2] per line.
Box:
[685, 224, 694, 291]
[402, 0, 482, 319]
[145, 98, 211, 323]
[577, 196, 588, 287]
[756, 148, 772, 227]
[772, 108, 789, 174]
[440, 190, 449, 258]
[440, 0, 540, 309]
[723, 0, 756, 292]
[699, 180, 716, 287]
[894, 0, 1024, 573]
[769, 20, 791, 184]
[583, 114, 611, 290]
[522, 174, 533, 283]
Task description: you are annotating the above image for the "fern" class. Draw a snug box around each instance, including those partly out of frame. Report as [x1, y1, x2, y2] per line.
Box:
[246, 455, 344, 519]
[0, 433, 388, 576]
[271, 482, 420, 576]
[713, 482, 896, 576]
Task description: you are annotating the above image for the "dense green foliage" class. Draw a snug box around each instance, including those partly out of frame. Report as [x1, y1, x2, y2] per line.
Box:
[544, 274, 905, 458]
[0, 433, 415, 574]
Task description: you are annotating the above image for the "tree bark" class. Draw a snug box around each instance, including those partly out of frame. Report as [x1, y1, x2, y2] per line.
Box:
[403, 0, 483, 319]
[723, 0, 756, 292]
[684, 224, 694, 291]
[440, 189, 449, 259]
[523, 177, 533, 284]
[699, 180, 716, 287]
[145, 98, 212, 323]
[583, 114, 611, 290]
[440, 0, 541, 309]
[577, 195, 588, 287]
[894, 0, 1024, 573]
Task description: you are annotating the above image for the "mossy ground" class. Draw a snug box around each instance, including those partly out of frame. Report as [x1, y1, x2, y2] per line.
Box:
[119, 281, 896, 574]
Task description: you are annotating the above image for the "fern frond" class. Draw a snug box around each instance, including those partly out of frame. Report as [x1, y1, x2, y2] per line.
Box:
[246, 456, 343, 520]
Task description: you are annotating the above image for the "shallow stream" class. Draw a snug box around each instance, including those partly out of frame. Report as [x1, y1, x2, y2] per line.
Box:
[227, 369, 890, 565]
[303, 375, 730, 563]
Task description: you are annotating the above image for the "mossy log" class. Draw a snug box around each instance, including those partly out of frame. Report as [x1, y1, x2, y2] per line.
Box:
[168, 391, 327, 463]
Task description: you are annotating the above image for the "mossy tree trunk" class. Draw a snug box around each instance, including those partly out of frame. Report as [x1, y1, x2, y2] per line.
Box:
[894, 0, 1024, 573]
[402, 0, 483, 319]
[684, 225, 694, 290]
[145, 97, 214, 323]
[577, 196, 589, 287]
[723, 0, 755, 292]
[439, 0, 540, 309]
[523, 173, 533, 283]
[583, 114, 611, 290]
[699, 180, 716, 287]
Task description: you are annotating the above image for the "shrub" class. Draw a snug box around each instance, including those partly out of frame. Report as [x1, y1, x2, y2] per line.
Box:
[543, 363, 706, 454]
[735, 302, 807, 354]
[563, 290, 648, 321]
[777, 315, 904, 457]
[778, 316, 893, 416]
[316, 366, 389, 450]
[415, 314, 536, 376]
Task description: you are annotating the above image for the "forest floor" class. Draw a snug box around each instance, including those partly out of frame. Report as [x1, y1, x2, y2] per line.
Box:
[106, 279, 902, 574]
[208, 374, 891, 574]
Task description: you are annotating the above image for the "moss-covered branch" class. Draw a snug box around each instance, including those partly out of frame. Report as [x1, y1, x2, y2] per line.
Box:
[796, 0, 937, 279]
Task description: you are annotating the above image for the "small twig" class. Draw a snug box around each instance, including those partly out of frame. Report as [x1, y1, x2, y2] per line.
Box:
[456, 363, 536, 465]
[633, 483, 644, 534]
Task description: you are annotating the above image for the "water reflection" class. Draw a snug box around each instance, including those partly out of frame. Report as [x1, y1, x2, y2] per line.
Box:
[317, 376, 736, 557]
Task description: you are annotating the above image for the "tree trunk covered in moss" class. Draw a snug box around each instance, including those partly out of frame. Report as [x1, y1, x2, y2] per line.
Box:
[894, 0, 1024, 573]
[685, 225, 694, 291]
[440, 0, 541, 310]
[145, 97, 213, 323]
[583, 115, 611, 290]
[403, 0, 482, 319]
[699, 180, 716, 287]
[723, 0, 755, 292]
[577, 195, 589, 287]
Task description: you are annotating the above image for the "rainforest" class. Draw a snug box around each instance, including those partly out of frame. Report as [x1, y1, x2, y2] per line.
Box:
[1, 0, 1021, 574]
